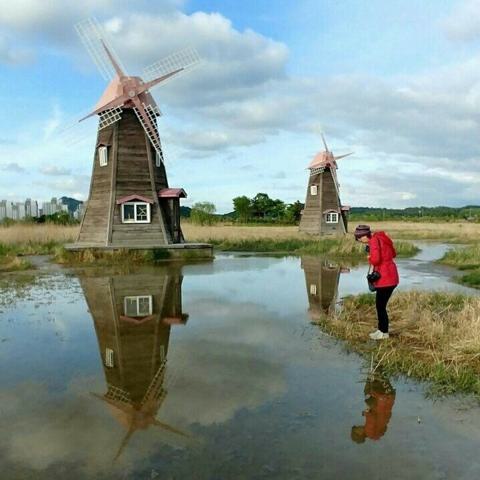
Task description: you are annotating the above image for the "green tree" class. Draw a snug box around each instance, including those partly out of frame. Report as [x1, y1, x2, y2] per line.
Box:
[284, 201, 304, 224]
[233, 195, 252, 222]
[190, 202, 217, 226]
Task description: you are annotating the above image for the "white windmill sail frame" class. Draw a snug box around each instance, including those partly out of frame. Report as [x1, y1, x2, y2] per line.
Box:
[133, 102, 164, 161]
[75, 17, 128, 81]
[143, 47, 201, 86]
[99, 106, 123, 130]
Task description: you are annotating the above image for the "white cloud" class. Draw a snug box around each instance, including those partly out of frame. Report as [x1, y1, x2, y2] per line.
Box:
[39, 165, 72, 176]
[0, 162, 24, 173]
[0, 34, 33, 64]
[442, 0, 480, 41]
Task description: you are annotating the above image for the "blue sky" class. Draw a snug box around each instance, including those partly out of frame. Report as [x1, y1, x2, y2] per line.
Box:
[1, 0, 480, 212]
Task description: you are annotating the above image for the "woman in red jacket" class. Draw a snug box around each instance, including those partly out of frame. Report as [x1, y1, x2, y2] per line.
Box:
[354, 225, 399, 340]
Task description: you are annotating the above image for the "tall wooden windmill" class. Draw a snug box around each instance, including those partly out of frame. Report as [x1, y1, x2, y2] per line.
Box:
[81, 268, 189, 460]
[299, 135, 352, 236]
[69, 18, 206, 250]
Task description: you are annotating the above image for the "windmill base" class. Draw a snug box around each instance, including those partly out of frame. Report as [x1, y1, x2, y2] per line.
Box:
[63, 242, 213, 260]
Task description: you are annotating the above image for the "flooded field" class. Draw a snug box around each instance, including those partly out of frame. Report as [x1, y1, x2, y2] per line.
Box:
[0, 247, 479, 479]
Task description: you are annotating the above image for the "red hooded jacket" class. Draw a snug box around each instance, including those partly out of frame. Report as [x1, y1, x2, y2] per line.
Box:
[368, 232, 399, 288]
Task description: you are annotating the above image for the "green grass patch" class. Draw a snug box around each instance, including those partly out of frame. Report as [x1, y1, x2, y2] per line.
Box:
[55, 248, 166, 266]
[0, 241, 63, 257]
[439, 244, 480, 267]
[439, 244, 480, 289]
[208, 236, 418, 259]
[54, 247, 211, 266]
[0, 255, 33, 272]
[457, 270, 480, 289]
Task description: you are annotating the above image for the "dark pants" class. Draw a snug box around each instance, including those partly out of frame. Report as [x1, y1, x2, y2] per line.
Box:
[375, 286, 396, 333]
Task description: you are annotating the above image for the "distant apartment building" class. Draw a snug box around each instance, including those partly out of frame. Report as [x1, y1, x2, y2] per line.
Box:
[25, 198, 39, 218]
[0, 197, 71, 221]
[41, 197, 68, 216]
[73, 202, 86, 221]
[0, 200, 7, 221]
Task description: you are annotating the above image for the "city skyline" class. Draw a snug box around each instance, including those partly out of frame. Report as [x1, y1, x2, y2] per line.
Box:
[0, 196, 83, 221]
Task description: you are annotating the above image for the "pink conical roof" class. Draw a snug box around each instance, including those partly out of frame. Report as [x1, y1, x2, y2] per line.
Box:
[308, 151, 336, 169]
[94, 76, 124, 111]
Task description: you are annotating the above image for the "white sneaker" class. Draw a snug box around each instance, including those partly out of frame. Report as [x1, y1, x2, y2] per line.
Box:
[369, 330, 389, 340]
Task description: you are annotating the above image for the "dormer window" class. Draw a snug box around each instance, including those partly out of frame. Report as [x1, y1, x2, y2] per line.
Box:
[124, 296, 153, 317]
[98, 146, 108, 166]
[310, 185, 318, 196]
[116, 195, 153, 224]
[325, 212, 339, 223]
[122, 202, 150, 223]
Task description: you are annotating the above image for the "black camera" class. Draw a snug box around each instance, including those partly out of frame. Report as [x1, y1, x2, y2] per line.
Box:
[367, 271, 381, 283]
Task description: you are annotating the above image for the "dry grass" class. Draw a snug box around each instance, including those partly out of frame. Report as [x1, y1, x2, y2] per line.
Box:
[183, 223, 304, 241]
[185, 221, 480, 243]
[365, 221, 480, 243]
[0, 256, 32, 272]
[317, 291, 480, 397]
[183, 223, 418, 257]
[0, 224, 79, 246]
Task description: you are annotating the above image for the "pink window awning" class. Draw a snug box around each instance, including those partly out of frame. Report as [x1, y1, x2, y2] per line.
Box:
[116, 194, 154, 205]
[158, 188, 187, 198]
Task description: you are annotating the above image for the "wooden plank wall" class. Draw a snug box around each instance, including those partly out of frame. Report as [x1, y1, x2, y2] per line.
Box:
[299, 172, 323, 234]
[111, 110, 168, 245]
[77, 124, 116, 244]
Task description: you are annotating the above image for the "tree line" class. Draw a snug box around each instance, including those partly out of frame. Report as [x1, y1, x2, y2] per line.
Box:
[188, 193, 304, 225]
[187, 195, 480, 225]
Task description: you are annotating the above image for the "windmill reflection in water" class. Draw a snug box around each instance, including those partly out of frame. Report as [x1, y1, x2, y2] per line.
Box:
[80, 267, 189, 460]
[301, 256, 349, 321]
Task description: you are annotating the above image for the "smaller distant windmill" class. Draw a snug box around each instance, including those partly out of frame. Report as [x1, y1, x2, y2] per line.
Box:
[299, 135, 353, 236]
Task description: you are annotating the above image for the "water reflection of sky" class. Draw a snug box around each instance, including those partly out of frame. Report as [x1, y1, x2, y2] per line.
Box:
[0, 249, 479, 479]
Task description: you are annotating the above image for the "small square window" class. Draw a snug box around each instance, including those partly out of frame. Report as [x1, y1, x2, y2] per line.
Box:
[310, 185, 318, 196]
[121, 202, 151, 223]
[124, 296, 153, 317]
[98, 146, 108, 166]
[310, 284, 317, 295]
[326, 212, 339, 224]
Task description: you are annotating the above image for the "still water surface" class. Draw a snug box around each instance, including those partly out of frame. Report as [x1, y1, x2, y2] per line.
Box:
[0, 248, 479, 479]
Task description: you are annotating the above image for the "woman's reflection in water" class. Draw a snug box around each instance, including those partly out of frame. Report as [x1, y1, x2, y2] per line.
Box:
[351, 374, 396, 443]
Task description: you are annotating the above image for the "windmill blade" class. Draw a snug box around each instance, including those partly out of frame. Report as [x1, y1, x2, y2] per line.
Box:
[113, 424, 136, 462]
[53, 107, 98, 148]
[142, 47, 200, 85]
[133, 101, 164, 162]
[75, 17, 127, 81]
[321, 133, 329, 152]
[334, 152, 354, 161]
[152, 419, 190, 437]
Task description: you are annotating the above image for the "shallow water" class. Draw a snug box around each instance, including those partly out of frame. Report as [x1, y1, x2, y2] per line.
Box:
[0, 248, 479, 479]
